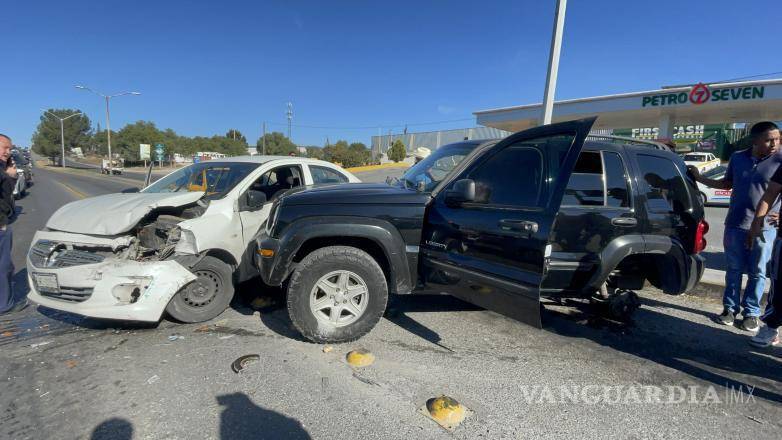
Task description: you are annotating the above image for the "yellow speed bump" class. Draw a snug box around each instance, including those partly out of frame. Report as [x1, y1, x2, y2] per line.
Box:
[345, 349, 375, 367]
[420, 395, 469, 431]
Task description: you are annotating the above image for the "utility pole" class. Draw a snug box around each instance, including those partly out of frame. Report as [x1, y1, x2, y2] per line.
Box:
[42, 110, 82, 168]
[286, 102, 293, 140]
[540, 0, 567, 126]
[262, 122, 267, 155]
[75, 85, 140, 174]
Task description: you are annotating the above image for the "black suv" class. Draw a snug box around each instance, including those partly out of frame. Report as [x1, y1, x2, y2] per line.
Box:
[255, 118, 708, 343]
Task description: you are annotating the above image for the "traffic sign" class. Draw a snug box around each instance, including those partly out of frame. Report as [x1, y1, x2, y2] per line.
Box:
[155, 143, 164, 160]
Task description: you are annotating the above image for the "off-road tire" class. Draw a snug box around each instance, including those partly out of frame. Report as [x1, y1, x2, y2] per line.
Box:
[287, 246, 388, 343]
[166, 256, 235, 323]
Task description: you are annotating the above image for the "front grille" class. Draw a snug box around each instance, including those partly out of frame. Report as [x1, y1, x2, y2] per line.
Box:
[29, 241, 106, 268]
[39, 286, 94, 303]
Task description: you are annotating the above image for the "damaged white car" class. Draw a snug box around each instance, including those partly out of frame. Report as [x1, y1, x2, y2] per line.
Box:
[26, 156, 359, 323]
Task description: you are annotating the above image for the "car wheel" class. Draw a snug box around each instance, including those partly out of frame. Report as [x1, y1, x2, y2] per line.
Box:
[700, 192, 707, 206]
[287, 246, 388, 343]
[165, 256, 235, 323]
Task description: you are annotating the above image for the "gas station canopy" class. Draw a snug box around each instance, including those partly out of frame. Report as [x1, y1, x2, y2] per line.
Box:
[474, 79, 782, 138]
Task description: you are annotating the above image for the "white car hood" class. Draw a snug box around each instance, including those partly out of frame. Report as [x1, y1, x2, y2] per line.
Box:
[46, 192, 205, 235]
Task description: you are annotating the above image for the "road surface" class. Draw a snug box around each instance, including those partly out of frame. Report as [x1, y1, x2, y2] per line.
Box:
[0, 163, 778, 440]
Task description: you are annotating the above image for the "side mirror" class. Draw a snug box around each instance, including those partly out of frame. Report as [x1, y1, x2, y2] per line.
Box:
[445, 179, 475, 206]
[245, 190, 267, 210]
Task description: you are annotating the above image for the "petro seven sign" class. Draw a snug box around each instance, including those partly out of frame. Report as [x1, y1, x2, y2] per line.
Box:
[642, 82, 765, 107]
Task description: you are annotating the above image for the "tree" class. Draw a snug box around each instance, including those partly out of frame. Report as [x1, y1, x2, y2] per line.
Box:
[115, 121, 165, 160]
[31, 109, 91, 159]
[388, 139, 407, 163]
[256, 132, 296, 156]
[304, 146, 323, 160]
[322, 140, 371, 168]
[225, 129, 247, 145]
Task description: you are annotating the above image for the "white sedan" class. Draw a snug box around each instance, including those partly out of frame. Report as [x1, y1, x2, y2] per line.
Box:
[27, 156, 360, 323]
[696, 165, 730, 206]
[684, 152, 721, 173]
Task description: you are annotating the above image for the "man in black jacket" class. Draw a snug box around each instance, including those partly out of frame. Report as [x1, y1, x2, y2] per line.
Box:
[0, 134, 26, 315]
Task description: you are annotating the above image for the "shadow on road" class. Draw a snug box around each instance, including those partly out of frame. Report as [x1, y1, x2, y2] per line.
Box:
[543, 296, 782, 403]
[384, 295, 481, 351]
[701, 251, 727, 271]
[217, 392, 310, 440]
[90, 418, 133, 440]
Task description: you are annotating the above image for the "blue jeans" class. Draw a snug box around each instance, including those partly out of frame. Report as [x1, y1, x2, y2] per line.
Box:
[0, 227, 14, 313]
[723, 227, 776, 317]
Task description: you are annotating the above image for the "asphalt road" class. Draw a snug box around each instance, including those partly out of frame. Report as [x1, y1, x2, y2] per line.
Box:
[0, 164, 779, 439]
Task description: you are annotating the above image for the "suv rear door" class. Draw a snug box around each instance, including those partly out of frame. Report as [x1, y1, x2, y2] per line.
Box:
[420, 118, 596, 328]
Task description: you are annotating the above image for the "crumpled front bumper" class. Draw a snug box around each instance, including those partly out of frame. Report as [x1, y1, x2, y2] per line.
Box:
[26, 232, 196, 322]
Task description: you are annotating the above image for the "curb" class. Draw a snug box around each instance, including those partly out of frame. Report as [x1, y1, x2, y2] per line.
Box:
[346, 163, 410, 173]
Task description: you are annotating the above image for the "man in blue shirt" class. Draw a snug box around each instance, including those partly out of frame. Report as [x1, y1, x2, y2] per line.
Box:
[689, 121, 782, 331]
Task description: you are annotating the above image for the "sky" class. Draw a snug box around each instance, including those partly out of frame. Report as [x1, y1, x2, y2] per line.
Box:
[2, 0, 780, 148]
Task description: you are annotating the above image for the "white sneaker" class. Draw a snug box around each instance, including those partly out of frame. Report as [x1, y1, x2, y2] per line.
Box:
[749, 325, 780, 348]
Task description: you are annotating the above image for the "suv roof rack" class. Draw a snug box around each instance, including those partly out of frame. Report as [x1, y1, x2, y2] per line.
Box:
[586, 134, 671, 151]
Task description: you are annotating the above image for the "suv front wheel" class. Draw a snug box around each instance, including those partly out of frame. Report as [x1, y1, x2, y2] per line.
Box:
[287, 246, 388, 343]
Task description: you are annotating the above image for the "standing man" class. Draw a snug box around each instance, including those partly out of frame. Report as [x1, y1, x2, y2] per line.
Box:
[0, 134, 26, 315]
[689, 121, 782, 331]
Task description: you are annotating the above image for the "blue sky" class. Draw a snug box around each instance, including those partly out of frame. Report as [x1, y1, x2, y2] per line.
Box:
[2, 0, 780, 147]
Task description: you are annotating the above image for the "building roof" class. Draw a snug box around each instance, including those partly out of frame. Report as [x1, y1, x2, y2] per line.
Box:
[475, 78, 782, 131]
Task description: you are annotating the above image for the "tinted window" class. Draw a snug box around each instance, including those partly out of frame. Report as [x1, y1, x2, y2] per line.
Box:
[401, 142, 475, 192]
[469, 146, 543, 206]
[604, 152, 630, 208]
[638, 154, 691, 212]
[310, 166, 348, 184]
[563, 152, 603, 206]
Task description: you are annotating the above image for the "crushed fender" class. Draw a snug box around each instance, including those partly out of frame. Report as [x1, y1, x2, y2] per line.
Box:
[231, 354, 261, 373]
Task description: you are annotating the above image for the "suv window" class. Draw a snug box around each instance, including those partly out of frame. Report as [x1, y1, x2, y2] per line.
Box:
[311, 165, 349, 184]
[562, 151, 630, 208]
[638, 154, 691, 212]
[563, 152, 603, 206]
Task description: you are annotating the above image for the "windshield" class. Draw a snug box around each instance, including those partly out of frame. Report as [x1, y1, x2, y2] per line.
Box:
[143, 162, 259, 199]
[399, 142, 477, 192]
[683, 154, 705, 161]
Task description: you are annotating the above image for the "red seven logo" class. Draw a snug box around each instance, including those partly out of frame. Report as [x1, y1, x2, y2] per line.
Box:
[689, 83, 711, 105]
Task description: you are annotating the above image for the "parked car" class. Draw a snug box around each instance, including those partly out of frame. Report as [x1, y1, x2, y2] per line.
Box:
[26, 156, 359, 323]
[683, 152, 720, 172]
[11, 151, 28, 199]
[695, 165, 730, 206]
[255, 118, 708, 343]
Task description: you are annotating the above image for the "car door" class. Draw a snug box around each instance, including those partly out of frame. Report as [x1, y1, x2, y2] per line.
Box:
[420, 118, 595, 328]
[238, 163, 305, 244]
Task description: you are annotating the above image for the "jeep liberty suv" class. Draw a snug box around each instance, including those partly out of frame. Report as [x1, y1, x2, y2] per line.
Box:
[255, 118, 707, 343]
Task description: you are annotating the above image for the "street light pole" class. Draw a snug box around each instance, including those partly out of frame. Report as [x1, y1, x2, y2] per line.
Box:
[75, 86, 140, 175]
[540, 0, 567, 126]
[42, 110, 81, 168]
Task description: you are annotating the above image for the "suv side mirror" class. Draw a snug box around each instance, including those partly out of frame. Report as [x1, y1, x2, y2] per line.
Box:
[445, 179, 475, 206]
[245, 190, 267, 211]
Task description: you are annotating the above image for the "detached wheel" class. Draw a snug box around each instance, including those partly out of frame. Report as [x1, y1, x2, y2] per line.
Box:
[287, 246, 388, 343]
[166, 256, 234, 323]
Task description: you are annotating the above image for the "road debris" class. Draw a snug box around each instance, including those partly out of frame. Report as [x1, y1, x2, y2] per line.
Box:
[2, 331, 15, 337]
[39, 391, 50, 398]
[419, 395, 470, 431]
[322, 345, 334, 353]
[231, 354, 261, 373]
[64, 360, 78, 368]
[168, 335, 185, 341]
[352, 372, 380, 387]
[30, 341, 52, 349]
[346, 349, 375, 367]
[147, 375, 160, 385]
[218, 334, 235, 340]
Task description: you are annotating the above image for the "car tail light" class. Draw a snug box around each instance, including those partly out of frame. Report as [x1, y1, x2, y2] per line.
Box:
[694, 220, 709, 253]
